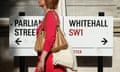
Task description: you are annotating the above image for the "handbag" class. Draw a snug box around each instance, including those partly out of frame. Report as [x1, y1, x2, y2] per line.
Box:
[53, 45, 77, 71]
[34, 12, 68, 52]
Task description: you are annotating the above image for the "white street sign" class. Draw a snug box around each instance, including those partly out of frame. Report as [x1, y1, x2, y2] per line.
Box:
[9, 16, 113, 56]
[64, 16, 113, 56]
[9, 16, 43, 56]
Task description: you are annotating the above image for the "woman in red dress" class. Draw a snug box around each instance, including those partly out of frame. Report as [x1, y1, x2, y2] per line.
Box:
[35, 0, 66, 72]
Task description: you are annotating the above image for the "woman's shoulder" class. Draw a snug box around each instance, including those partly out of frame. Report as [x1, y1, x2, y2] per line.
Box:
[46, 10, 58, 17]
[46, 10, 59, 22]
[47, 10, 56, 14]
[46, 11, 54, 17]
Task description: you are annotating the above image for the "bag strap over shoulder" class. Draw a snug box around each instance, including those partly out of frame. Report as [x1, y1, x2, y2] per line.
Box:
[52, 11, 60, 27]
[42, 10, 60, 30]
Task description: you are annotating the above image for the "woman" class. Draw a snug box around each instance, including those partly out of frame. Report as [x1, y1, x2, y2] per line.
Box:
[35, 0, 66, 72]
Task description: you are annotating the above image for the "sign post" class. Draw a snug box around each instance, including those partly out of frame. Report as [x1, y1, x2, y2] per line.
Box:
[97, 12, 105, 72]
[19, 12, 26, 72]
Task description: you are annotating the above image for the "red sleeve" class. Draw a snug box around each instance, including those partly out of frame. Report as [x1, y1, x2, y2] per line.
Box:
[36, 22, 42, 37]
[42, 11, 57, 52]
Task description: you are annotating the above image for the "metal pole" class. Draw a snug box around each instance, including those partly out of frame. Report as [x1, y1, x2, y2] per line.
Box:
[19, 12, 27, 72]
[98, 12, 104, 72]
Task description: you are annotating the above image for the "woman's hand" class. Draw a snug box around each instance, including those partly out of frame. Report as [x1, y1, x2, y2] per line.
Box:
[38, 51, 48, 72]
[38, 59, 45, 72]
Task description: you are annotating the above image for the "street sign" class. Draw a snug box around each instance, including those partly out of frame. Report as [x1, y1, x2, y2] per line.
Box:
[9, 16, 113, 56]
[9, 16, 43, 56]
[63, 16, 113, 56]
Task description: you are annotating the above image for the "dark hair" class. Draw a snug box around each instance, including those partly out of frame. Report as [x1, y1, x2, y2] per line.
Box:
[45, 0, 59, 9]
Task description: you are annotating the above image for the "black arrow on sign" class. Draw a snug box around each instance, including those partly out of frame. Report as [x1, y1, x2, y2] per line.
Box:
[15, 38, 22, 45]
[101, 38, 108, 45]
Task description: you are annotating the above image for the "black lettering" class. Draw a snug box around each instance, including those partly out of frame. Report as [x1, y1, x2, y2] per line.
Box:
[14, 29, 19, 36]
[23, 19, 29, 27]
[104, 20, 108, 27]
[14, 28, 36, 36]
[32, 29, 36, 36]
[14, 19, 18, 26]
[69, 20, 76, 27]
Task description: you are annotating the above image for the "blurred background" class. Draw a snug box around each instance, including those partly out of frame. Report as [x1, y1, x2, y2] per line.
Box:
[0, 0, 120, 72]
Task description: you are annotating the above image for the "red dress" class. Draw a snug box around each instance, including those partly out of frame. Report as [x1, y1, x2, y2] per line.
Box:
[35, 11, 65, 72]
